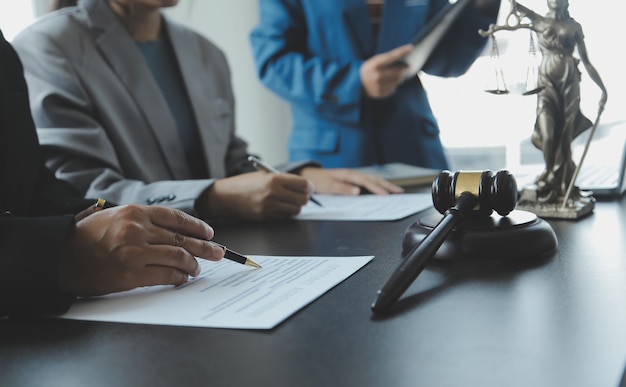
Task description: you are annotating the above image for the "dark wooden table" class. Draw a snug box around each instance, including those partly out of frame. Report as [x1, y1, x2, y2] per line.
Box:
[2, 197, 625, 387]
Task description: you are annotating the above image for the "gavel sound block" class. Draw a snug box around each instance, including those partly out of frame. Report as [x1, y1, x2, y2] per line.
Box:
[403, 170, 557, 261]
[371, 170, 558, 314]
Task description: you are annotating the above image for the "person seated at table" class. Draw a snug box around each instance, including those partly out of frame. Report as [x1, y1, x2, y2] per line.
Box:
[0, 29, 225, 317]
[12, 0, 403, 223]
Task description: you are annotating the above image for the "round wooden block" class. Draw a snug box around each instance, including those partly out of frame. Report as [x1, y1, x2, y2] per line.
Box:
[402, 210, 558, 261]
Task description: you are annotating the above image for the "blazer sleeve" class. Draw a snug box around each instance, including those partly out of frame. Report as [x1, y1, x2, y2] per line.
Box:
[0, 28, 90, 316]
[0, 111, 89, 318]
[12, 27, 214, 216]
[249, 0, 364, 126]
[0, 214, 77, 317]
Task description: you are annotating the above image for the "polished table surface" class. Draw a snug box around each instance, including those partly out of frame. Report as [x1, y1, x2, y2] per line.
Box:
[2, 197, 626, 387]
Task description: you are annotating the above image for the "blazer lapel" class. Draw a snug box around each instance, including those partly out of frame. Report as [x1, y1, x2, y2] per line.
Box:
[84, 0, 190, 179]
[379, 0, 429, 51]
[342, 0, 428, 57]
[343, 0, 375, 58]
[166, 20, 226, 178]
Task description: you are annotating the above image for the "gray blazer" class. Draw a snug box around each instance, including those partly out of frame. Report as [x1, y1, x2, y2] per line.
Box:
[13, 0, 252, 216]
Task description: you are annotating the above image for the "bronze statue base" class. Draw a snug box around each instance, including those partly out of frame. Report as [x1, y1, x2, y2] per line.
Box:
[516, 185, 595, 220]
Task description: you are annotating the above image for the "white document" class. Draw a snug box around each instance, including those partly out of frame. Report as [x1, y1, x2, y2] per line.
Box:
[296, 193, 432, 221]
[59, 255, 374, 329]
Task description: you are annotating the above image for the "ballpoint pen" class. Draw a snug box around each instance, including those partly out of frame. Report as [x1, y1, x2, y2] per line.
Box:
[214, 243, 262, 269]
[248, 155, 323, 207]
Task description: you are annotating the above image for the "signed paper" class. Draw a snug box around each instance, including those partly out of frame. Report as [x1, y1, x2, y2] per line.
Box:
[296, 193, 432, 221]
[60, 255, 374, 329]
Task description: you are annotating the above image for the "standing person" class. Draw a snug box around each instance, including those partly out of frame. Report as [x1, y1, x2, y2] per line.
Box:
[12, 0, 402, 224]
[249, 0, 501, 169]
[480, 0, 607, 202]
[0, 28, 226, 317]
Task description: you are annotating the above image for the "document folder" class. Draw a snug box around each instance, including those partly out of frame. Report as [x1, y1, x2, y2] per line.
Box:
[397, 0, 473, 79]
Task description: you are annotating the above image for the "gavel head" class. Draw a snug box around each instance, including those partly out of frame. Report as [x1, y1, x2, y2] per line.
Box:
[432, 170, 518, 217]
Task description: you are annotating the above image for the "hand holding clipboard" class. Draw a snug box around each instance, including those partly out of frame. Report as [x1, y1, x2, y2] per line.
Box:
[360, 44, 413, 99]
[362, 0, 484, 96]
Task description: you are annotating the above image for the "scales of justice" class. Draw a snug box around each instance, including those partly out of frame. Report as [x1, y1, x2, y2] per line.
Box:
[478, 0, 608, 220]
[395, 0, 606, 272]
[376, 0, 608, 311]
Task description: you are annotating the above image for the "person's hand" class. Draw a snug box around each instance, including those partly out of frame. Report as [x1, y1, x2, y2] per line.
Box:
[206, 172, 313, 220]
[360, 44, 413, 99]
[60, 205, 226, 297]
[299, 167, 404, 195]
[599, 90, 608, 114]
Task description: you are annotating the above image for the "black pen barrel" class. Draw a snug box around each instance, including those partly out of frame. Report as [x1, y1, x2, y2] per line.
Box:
[224, 249, 247, 265]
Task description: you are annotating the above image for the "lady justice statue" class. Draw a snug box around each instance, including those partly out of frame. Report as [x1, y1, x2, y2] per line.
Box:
[480, 0, 608, 219]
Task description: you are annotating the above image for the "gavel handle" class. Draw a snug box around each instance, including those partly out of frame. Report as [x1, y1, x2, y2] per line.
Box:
[371, 192, 478, 313]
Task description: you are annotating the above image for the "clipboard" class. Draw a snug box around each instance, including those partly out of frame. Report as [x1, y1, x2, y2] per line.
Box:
[396, 0, 473, 79]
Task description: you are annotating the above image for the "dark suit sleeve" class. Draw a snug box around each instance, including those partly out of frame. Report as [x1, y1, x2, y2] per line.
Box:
[1, 30, 85, 317]
[0, 164, 89, 317]
[0, 214, 77, 317]
[0, 148, 87, 318]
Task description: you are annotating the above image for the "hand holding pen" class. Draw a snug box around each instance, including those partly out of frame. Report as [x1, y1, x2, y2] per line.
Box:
[64, 204, 257, 297]
[248, 156, 323, 207]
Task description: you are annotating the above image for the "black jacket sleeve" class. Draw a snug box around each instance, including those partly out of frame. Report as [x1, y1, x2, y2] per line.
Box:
[0, 29, 88, 317]
[0, 214, 77, 316]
